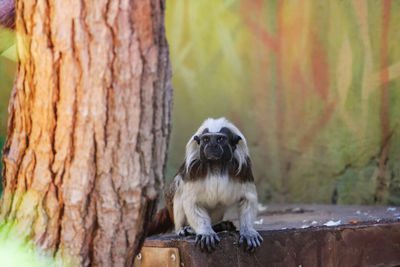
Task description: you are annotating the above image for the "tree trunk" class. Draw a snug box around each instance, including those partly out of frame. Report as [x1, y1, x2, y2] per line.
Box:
[0, 0, 172, 266]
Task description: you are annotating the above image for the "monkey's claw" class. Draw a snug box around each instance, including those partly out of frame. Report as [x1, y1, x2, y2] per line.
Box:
[178, 226, 196, 236]
[195, 232, 220, 252]
[238, 229, 263, 252]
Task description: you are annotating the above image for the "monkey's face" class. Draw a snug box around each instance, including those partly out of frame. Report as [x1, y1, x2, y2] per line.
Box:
[197, 133, 228, 161]
[194, 127, 242, 162]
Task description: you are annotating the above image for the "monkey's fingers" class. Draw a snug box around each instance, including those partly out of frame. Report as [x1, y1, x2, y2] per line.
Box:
[257, 233, 263, 243]
[246, 237, 252, 250]
[210, 234, 219, 250]
[205, 236, 213, 252]
[257, 235, 263, 247]
[195, 234, 206, 251]
[239, 234, 261, 252]
[200, 235, 206, 251]
[251, 233, 262, 248]
[196, 234, 220, 252]
[195, 235, 201, 246]
[251, 238, 258, 249]
[215, 234, 220, 244]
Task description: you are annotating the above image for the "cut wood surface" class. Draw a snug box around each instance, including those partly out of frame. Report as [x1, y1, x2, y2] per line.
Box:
[143, 205, 400, 267]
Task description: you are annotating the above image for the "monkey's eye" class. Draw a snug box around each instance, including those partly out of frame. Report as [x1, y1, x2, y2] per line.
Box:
[203, 137, 210, 143]
[217, 136, 225, 143]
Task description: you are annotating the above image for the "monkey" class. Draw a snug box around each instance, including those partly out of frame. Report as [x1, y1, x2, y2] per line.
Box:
[147, 118, 263, 252]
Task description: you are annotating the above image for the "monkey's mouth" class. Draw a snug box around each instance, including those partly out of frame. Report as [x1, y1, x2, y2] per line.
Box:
[206, 154, 221, 160]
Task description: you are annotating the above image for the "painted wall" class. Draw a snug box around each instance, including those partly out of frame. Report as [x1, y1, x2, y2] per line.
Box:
[165, 0, 400, 205]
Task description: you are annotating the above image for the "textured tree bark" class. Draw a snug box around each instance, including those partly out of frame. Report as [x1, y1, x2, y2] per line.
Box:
[0, 0, 172, 266]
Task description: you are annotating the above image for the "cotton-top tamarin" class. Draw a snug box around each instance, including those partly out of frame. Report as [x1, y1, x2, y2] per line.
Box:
[148, 118, 263, 252]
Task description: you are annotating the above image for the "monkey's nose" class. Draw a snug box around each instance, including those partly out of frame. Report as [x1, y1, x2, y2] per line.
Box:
[205, 146, 223, 160]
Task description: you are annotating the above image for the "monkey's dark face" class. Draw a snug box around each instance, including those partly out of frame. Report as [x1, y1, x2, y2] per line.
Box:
[197, 133, 229, 161]
[194, 127, 241, 162]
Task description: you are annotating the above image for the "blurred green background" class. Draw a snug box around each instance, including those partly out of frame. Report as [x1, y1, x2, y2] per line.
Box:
[1, 0, 400, 205]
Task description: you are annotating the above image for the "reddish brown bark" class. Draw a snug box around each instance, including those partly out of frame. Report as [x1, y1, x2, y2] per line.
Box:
[0, 0, 172, 266]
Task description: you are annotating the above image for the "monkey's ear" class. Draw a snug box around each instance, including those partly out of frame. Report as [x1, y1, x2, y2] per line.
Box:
[232, 135, 242, 146]
[194, 135, 200, 144]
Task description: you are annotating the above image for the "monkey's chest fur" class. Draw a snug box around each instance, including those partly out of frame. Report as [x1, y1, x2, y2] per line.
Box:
[174, 173, 250, 225]
[186, 175, 242, 207]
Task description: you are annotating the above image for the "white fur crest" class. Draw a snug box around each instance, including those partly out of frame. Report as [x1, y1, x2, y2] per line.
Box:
[185, 117, 249, 173]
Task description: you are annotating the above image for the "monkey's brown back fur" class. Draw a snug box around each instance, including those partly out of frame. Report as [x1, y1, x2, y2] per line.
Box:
[146, 206, 173, 236]
[146, 178, 176, 236]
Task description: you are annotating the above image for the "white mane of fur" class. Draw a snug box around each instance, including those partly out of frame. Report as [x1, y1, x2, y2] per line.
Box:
[185, 117, 249, 173]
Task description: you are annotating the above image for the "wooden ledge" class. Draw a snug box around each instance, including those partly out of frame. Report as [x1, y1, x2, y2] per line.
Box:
[140, 205, 400, 267]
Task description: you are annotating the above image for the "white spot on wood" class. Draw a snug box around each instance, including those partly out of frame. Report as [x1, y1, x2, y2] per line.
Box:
[257, 203, 268, 212]
[324, 220, 341, 226]
[254, 218, 264, 225]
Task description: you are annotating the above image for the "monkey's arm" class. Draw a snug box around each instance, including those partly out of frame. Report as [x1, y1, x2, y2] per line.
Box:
[172, 176, 186, 231]
[182, 189, 220, 252]
[238, 183, 263, 250]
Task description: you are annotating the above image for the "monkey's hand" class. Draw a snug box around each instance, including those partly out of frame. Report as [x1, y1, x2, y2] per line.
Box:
[239, 228, 263, 252]
[195, 231, 220, 252]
